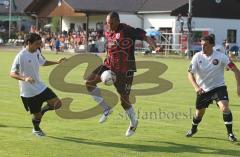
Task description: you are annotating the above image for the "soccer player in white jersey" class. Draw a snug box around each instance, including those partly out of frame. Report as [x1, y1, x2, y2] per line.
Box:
[10, 33, 66, 137]
[186, 35, 240, 142]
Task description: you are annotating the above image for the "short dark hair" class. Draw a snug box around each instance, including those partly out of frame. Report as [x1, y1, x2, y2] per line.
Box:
[24, 33, 41, 45]
[201, 34, 215, 45]
[107, 11, 120, 22]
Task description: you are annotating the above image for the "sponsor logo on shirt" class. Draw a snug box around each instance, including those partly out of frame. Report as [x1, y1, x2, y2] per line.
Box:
[212, 59, 219, 65]
[116, 33, 120, 39]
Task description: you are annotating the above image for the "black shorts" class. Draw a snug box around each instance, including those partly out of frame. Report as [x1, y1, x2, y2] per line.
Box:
[92, 65, 134, 95]
[21, 87, 57, 114]
[195, 86, 229, 110]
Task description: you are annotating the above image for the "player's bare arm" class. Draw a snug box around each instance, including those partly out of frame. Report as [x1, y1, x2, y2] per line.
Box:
[43, 57, 67, 66]
[188, 72, 205, 95]
[143, 36, 160, 51]
[227, 62, 240, 96]
[10, 72, 35, 84]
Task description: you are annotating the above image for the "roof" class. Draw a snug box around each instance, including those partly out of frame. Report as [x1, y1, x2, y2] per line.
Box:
[25, 0, 189, 14]
[0, 0, 33, 15]
[65, 0, 146, 13]
[138, 0, 188, 13]
[25, 0, 148, 15]
[24, 0, 240, 20]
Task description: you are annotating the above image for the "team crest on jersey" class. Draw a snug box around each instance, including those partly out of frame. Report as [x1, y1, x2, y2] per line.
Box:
[212, 59, 219, 65]
[116, 33, 120, 39]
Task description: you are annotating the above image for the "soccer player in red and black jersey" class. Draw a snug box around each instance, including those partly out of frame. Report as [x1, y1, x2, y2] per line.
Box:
[86, 11, 159, 137]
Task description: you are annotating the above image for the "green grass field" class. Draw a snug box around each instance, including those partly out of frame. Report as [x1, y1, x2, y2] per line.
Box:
[0, 48, 240, 157]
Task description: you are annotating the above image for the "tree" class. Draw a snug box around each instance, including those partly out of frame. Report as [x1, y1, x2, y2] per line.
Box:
[51, 17, 60, 33]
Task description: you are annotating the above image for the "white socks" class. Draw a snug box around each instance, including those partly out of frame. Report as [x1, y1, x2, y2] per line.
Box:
[126, 106, 137, 126]
[90, 87, 110, 111]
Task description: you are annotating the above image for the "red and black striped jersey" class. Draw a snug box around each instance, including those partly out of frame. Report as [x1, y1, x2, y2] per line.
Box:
[104, 23, 146, 73]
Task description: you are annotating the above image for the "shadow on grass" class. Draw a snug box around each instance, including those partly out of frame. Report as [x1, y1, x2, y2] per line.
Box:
[48, 136, 240, 156]
[0, 124, 31, 129]
[0, 124, 8, 127]
[193, 136, 240, 146]
[229, 103, 240, 107]
[193, 136, 228, 141]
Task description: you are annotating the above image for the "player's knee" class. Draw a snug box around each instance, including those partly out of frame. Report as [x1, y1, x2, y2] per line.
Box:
[195, 115, 203, 120]
[221, 107, 230, 113]
[196, 109, 205, 117]
[85, 79, 90, 86]
[85, 80, 95, 91]
[219, 104, 230, 113]
[120, 101, 131, 110]
[33, 113, 42, 120]
[54, 99, 62, 109]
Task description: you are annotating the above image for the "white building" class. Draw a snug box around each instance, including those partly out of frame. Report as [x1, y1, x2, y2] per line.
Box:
[25, 0, 240, 51]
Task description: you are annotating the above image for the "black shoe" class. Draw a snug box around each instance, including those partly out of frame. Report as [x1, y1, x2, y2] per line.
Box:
[186, 129, 198, 137]
[228, 133, 237, 142]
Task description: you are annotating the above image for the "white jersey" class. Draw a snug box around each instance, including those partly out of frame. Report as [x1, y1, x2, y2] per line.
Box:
[10, 48, 47, 97]
[189, 50, 230, 92]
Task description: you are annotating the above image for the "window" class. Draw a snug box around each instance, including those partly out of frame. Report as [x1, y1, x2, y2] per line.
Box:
[227, 29, 237, 43]
[70, 23, 75, 31]
[96, 22, 103, 32]
[83, 23, 86, 31]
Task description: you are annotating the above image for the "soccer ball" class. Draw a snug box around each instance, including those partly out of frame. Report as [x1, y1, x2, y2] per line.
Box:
[100, 70, 116, 86]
